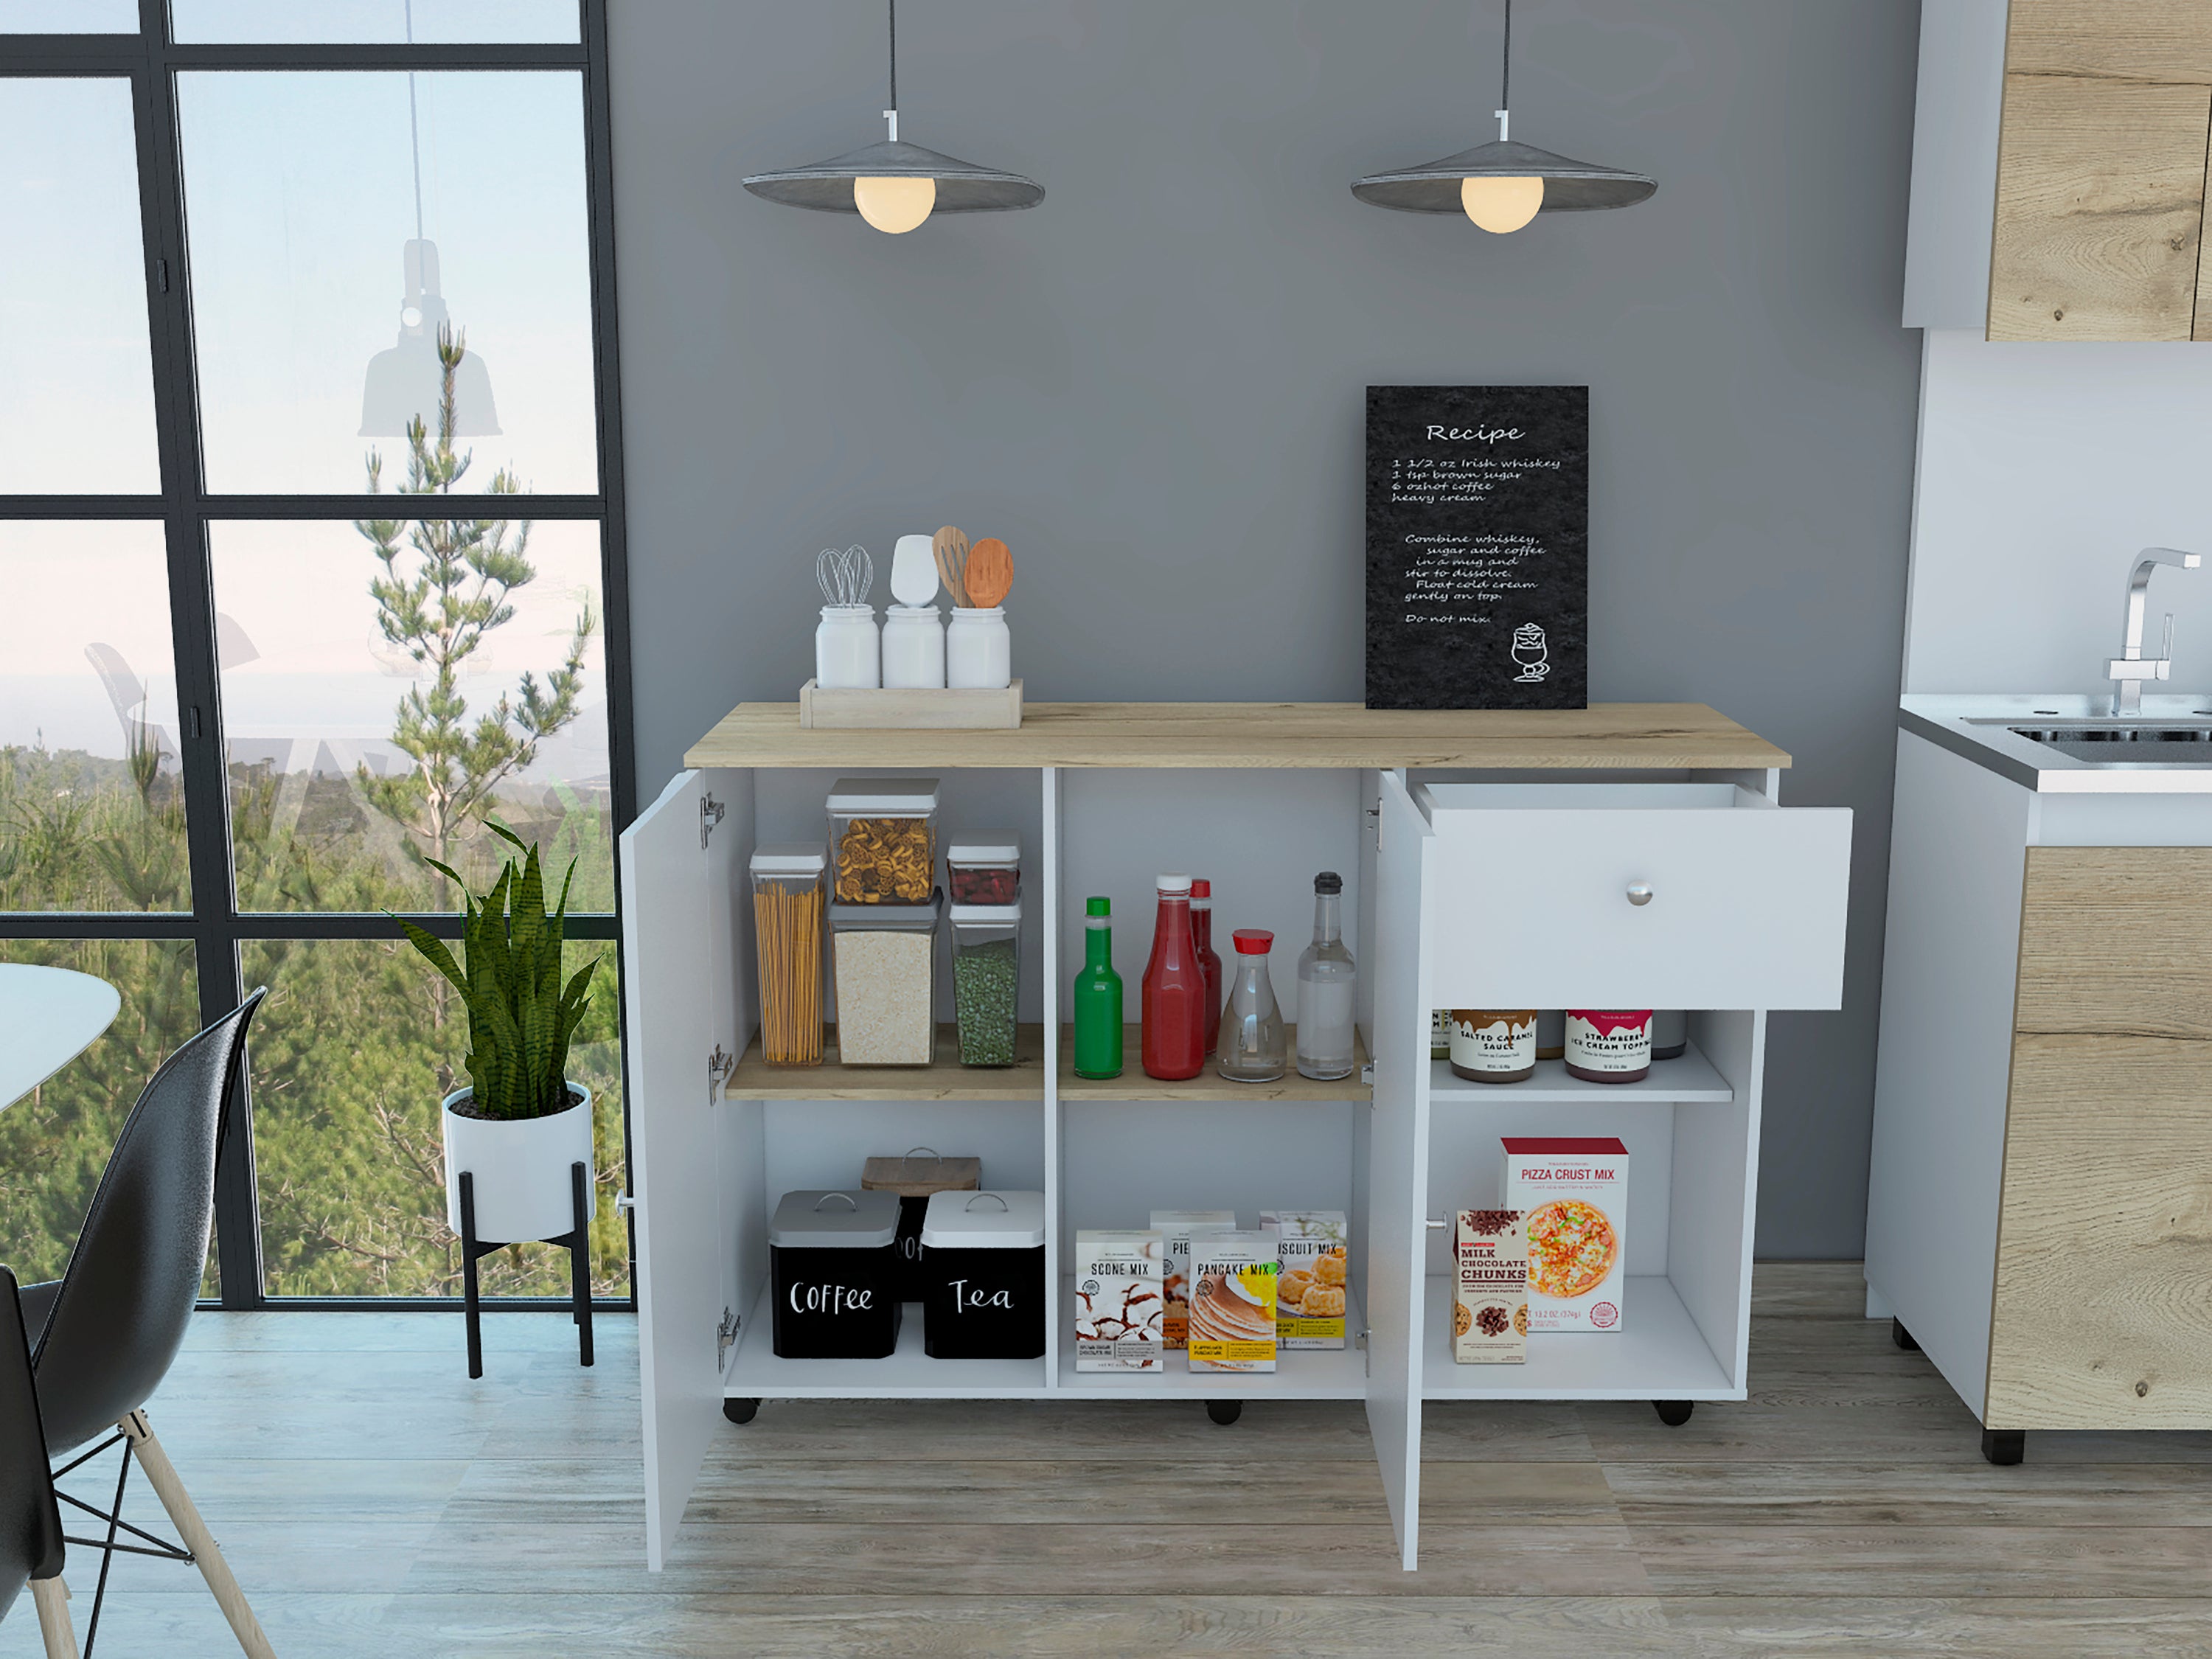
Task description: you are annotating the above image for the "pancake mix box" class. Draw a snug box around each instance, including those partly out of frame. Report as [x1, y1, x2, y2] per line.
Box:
[1150, 1209, 1237, 1351]
[1262, 1208, 1349, 1349]
[1187, 1231, 1279, 1373]
[1500, 1137, 1627, 1334]
[1453, 1209, 1527, 1363]
[1074, 1231, 1164, 1370]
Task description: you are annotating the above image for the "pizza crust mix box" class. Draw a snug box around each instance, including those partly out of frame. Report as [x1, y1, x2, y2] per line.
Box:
[1500, 1137, 1627, 1334]
[1074, 1231, 1164, 1370]
[1186, 1231, 1279, 1373]
[1453, 1209, 1527, 1363]
[1262, 1208, 1349, 1349]
[1149, 1209, 1236, 1351]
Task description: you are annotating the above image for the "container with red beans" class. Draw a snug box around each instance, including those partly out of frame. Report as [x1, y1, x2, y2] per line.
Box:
[945, 831, 1020, 906]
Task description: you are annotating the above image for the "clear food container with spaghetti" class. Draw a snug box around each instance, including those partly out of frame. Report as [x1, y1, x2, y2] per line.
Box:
[749, 843, 827, 1068]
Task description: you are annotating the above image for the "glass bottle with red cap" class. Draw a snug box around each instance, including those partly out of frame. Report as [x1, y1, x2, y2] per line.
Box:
[1140, 874, 1208, 1079]
[1189, 878, 1223, 1053]
[1217, 929, 1286, 1082]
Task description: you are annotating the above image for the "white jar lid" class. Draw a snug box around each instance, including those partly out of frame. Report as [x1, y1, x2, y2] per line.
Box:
[946, 831, 1020, 865]
[920, 1189, 1045, 1250]
[1155, 872, 1192, 894]
[947, 897, 1020, 925]
[827, 776, 941, 813]
[751, 841, 827, 875]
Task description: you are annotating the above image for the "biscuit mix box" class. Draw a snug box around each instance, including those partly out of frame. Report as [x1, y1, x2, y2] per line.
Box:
[1261, 1208, 1349, 1350]
[1149, 1209, 1236, 1351]
[1453, 1209, 1528, 1363]
[1500, 1137, 1627, 1334]
[1074, 1231, 1164, 1370]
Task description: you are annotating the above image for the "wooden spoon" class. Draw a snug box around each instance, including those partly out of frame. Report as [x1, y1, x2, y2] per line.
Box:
[932, 526, 970, 608]
[964, 538, 1013, 609]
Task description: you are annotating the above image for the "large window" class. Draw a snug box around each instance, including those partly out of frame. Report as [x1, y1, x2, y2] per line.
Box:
[0, 3, 633, 1307]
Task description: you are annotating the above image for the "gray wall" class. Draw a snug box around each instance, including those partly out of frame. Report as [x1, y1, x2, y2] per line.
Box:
[606, 0, 1924, 1257]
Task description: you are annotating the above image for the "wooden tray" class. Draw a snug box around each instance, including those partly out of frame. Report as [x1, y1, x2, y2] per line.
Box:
[798, 678, 1023, 730]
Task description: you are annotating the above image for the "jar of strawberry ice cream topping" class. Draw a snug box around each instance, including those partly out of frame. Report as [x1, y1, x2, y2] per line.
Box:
[1562, 1010, 1653, 1083]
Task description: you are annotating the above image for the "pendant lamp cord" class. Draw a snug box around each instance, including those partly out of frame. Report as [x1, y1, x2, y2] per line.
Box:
[1495, 0, 1512, 143]
[883, 0, 900, 141]
[406, 0, 423, 242]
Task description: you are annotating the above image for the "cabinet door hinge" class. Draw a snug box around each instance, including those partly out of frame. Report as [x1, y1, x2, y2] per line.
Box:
[156, 257, 170, 293]
[717, 1306, 740, 1369]
[700, 793, 726, 849]
[709, 1043, 733, 1094]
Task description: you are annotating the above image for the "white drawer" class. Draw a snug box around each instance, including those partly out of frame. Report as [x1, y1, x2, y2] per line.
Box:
[1416, 782, 1851, 1010]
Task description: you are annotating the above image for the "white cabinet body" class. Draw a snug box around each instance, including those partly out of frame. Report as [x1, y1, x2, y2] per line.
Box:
[622, 742, 1850, 1572]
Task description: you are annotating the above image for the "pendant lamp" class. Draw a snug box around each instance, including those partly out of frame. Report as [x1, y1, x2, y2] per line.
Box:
[1352, 0, 1655, 233]
[743, 0, 1043, 232]
[361, 26, 498, 437]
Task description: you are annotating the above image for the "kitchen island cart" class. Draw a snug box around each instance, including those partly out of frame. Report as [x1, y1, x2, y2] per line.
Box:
[621, 701, 1851, 1571]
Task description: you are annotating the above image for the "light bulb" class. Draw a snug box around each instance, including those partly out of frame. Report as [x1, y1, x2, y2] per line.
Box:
[1461, 174, 1544, 234]
[854, 175, 936, 234]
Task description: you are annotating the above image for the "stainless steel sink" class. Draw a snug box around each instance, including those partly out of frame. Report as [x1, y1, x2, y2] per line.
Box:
[1970, 717, 2212, 769]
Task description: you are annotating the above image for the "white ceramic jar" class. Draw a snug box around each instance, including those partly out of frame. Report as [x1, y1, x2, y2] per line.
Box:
[881, 604, 945, 689]
[815, 604, 880, 689]
[946, 605, 1011, 690]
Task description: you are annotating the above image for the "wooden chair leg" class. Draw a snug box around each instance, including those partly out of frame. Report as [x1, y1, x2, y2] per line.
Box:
[117, 1412, 276, 1659]
[30, 1575, 78, 1659]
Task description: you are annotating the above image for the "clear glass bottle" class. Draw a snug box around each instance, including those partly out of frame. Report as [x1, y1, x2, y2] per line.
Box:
[1295, 871, 1356, 1081]
[1217, 929, 1286, 1083]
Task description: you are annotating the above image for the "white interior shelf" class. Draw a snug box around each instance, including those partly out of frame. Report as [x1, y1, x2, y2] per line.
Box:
[1420, 1274, 1738, 1402]
[1428, 1043, 1733, 1105]
[1051, 1279, 1368, 1400]
[721, 1282, 1048, 1401]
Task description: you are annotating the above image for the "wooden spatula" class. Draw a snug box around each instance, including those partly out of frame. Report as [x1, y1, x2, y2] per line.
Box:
[965, 538, 1013, 609]
[932, 526, 970, 608]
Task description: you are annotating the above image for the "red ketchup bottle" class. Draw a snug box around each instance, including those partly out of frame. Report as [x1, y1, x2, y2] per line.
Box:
[1141, 873, 1208, 1080]
[1190, 878, 1224, 1056]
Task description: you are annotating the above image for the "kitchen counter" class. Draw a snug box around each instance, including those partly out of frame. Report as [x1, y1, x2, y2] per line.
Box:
[1901, 695, 2212, 793]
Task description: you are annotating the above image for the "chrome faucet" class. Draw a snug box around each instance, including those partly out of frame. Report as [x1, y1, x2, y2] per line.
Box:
[2109, 548, 2202, 715]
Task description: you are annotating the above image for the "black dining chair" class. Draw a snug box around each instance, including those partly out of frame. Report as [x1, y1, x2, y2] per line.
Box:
[19, 990, 273, 1659]
[0, 1267, 74, 1658]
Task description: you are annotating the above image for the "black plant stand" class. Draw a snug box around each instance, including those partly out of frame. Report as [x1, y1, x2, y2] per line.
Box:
[459, 1162, 594, 1380]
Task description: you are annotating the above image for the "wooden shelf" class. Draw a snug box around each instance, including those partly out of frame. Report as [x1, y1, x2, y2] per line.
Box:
[1058, 1025, 1371, 1103]
[721, 1023, 1047, 1100]
[685, 700, 1791, 772]
[1429, 1043, 1733, 1105]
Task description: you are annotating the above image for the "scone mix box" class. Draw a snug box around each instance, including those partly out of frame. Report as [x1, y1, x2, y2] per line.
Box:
[1261, 1208, 1349, 1349]
[1150, 1209, 1236, 1350]
[1074, 1231, 1164, 1371]
[1187, 1231, 1279, 1374]
[1501, 1137, 1628, 1334]
[1453, 1210, 1528, 1363]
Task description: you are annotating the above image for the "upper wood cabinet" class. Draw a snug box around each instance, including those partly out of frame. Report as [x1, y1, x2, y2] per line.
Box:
[1988, 0, 2212, 341]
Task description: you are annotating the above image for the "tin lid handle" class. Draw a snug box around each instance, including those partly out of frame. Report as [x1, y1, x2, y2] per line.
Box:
[813, 1192, 860, 1213]
[900, 1146, 942, 1169]
[964, 1192, 1010, 1213]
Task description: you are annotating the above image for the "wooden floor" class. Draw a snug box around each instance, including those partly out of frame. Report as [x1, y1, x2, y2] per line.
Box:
[8, 1263, 2212, 1657]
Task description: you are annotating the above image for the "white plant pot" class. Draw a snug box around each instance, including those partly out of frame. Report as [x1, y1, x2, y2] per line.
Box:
[442, 1084, 596, 1246]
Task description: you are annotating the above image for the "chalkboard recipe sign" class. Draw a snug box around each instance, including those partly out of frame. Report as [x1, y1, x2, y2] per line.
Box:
[1365, 385, 1589, 711]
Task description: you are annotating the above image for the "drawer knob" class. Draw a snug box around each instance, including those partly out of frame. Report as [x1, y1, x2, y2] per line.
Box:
[1626, 882, 1654, 907]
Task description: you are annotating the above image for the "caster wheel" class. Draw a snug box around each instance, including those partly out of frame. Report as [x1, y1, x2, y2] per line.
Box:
[1980, 1428, 2024, 1466]
[1206, 1399, 1243, 1426]
[1653, 1400, 1695, 1427]
[722, 1397, 761, 1425]
[1891, 1318, 1921, 1352]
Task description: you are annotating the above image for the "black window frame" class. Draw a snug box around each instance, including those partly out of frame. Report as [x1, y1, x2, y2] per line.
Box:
[0, 0, 638, 1312]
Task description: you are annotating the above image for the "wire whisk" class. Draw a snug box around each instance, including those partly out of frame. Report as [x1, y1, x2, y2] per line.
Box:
[815, 546, 874, 608]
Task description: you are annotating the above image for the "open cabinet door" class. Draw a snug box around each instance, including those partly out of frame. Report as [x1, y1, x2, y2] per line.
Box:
[1364, 770, 1434, 1571]
[621, 768, 748, 1569]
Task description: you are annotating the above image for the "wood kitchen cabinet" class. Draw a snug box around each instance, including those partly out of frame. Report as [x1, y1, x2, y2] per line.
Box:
[1987, 0, 2212, 341]
[619, 702, 1850, 1571]
[1986, 847, 2212, 1427]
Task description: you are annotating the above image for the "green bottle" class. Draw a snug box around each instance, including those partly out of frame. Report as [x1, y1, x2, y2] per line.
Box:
[1073, 896, 1124, 1079]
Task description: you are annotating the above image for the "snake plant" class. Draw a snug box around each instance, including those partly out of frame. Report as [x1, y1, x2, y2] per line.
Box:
[393, 823, 597, 1121]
